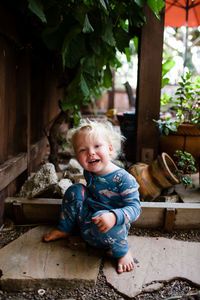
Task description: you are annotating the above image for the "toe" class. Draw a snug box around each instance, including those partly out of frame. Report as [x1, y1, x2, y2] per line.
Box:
[117, 264, 123, 274]
[127, 264, 131, 272]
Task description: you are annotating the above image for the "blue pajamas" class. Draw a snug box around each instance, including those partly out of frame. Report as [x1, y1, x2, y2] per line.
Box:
[58, 168, 141, 258]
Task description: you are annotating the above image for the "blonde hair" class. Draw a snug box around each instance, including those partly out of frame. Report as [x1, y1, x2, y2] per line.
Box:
[67, 119, 125, 159]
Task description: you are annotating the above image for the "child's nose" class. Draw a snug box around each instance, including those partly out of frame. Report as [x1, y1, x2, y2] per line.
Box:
[88, 148, 95, 156]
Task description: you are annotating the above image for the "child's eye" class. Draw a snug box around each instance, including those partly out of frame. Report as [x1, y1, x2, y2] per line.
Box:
[95, 145, 100, 148]
[79, 148, 86, 153]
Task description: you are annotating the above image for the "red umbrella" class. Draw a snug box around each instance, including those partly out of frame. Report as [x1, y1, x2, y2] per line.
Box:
[165, 0, 200, 27]
[165, 0, 200, 68]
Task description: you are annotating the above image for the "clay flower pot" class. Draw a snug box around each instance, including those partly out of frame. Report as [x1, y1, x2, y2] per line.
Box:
[159, 124, 200, 168]
[128, 153, 180, 201]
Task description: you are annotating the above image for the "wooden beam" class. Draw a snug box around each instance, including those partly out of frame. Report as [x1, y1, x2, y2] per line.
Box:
[164, 207, 176, 232]
[136, 6, 164, 163]
[0, 137, 48, 191]
[5, 198, 200, 229]
[5, 197, 61, 224]
[134, 202, 200, 230]
[0, 153, 27, 192]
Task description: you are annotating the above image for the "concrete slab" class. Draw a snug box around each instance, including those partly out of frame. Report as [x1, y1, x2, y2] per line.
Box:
[103, 236, 200, 298]
[0, 226, 102, 291]
[175, 173, 200, 203]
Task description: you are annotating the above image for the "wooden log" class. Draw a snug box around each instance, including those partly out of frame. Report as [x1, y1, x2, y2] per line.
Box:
[5, 197, 200, 229]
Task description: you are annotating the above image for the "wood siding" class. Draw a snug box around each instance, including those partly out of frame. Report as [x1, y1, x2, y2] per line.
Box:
[0, 5, 64, 225]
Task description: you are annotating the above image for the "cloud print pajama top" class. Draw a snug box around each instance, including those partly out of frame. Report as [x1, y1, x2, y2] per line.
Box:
[58, 168, 141, 258]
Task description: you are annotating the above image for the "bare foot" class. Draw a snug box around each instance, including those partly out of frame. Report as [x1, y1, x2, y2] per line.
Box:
[117, 249, 134, 274]
[43, 229, 69, 242]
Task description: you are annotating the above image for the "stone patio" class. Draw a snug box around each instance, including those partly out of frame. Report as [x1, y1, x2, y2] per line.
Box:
[0, 226, 199, 297]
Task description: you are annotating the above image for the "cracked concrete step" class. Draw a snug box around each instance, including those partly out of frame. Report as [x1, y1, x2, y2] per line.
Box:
[0, 226, 102, 291]
[103, 235, 200, 298]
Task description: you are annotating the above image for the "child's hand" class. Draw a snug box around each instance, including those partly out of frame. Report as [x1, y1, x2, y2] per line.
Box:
[92, 212, 116, 233]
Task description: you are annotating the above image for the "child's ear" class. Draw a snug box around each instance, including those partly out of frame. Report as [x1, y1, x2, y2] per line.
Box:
[109, 144, 113, 155]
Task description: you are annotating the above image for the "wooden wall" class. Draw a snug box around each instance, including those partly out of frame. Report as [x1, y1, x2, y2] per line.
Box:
[0, 4, 64, 225]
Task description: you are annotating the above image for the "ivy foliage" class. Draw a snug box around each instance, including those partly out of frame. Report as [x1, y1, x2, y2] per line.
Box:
[19, 0, 165, 119]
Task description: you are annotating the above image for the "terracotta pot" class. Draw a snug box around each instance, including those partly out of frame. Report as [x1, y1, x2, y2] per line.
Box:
[159, 124, 200, 168]
[128, 153, 179, 201]
[170, 124, 200, 136]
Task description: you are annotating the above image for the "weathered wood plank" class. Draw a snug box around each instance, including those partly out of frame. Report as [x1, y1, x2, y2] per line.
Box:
[164, 208, 176, 232]
[134, 206, 164, 228]
[0, 137, 48, 191]
[0, 153, 27, 191]
[5, 198, 200, 229]
[136, 6, 164, 162]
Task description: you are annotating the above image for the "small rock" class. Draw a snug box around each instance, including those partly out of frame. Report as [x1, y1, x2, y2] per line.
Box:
[142, 282, 164, 292]
[57, 178, 73, 197]
[18, 163, 58, 198]
[65, 158, 83, 174]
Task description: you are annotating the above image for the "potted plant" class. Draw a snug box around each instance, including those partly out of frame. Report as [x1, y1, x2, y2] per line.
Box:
[128, 150, 197, 201]
[154, 72, 200, 165]
[173, 150, 197, 188]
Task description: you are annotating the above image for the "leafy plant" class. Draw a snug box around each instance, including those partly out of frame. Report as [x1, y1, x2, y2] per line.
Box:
[161, 58, 175, 88]
[160, 92, 173, 106]
[155, 72, 200, 135]
[173, 150, 197, 188]
[174, 72, 200, 125]
[8, 0, 165, 170]
[15, 0, 164, 120]
[153, 118, 179, 136]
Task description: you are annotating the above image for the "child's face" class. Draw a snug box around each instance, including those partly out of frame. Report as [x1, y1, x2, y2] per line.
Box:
[74, 129, 113, 175]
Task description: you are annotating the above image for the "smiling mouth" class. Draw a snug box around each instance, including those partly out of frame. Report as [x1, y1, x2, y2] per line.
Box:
[88, 159, 100, 164]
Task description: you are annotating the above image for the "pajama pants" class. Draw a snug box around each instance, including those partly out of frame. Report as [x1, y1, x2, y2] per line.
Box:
[58, 183, 130, 258]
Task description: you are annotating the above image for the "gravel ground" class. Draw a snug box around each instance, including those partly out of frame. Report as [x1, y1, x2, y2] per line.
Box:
[0, 225, 200, 300]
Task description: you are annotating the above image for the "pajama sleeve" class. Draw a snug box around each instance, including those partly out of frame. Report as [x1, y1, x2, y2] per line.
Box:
[110, 173, 141, 225]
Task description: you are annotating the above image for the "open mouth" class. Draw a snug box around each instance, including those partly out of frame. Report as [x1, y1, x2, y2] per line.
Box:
[88, 159, 100, 164]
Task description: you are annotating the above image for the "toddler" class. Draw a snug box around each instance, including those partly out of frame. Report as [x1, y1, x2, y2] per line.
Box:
[44, 119, 141, 273]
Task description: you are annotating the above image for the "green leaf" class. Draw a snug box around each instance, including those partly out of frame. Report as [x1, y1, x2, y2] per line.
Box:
[114, 27, 130, 52]
[102, 18, 116, 47]
[125, 47, 131, 62]
[28, 0, 47, 23]
[89, 38, 101, 55]
[147, 0, 165, 19]
[103, 65, 112, 88]
[162, 59, 175, 77]
[81, 56, 96, 77]
[133, 37, 138, 53]
[134, 0, 145, 7]
[73, 110, 82, 126]
[83, 14, 94, 33]
[99, 0, 107, 10]
[80, 74, 90, 98]
[62, 31, 85, 68]
[161, 78, 169, 88]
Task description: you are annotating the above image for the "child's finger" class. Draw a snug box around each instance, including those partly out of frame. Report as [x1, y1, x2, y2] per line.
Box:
[92, 217, 100, 224]
[92, 214, 102, 220]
